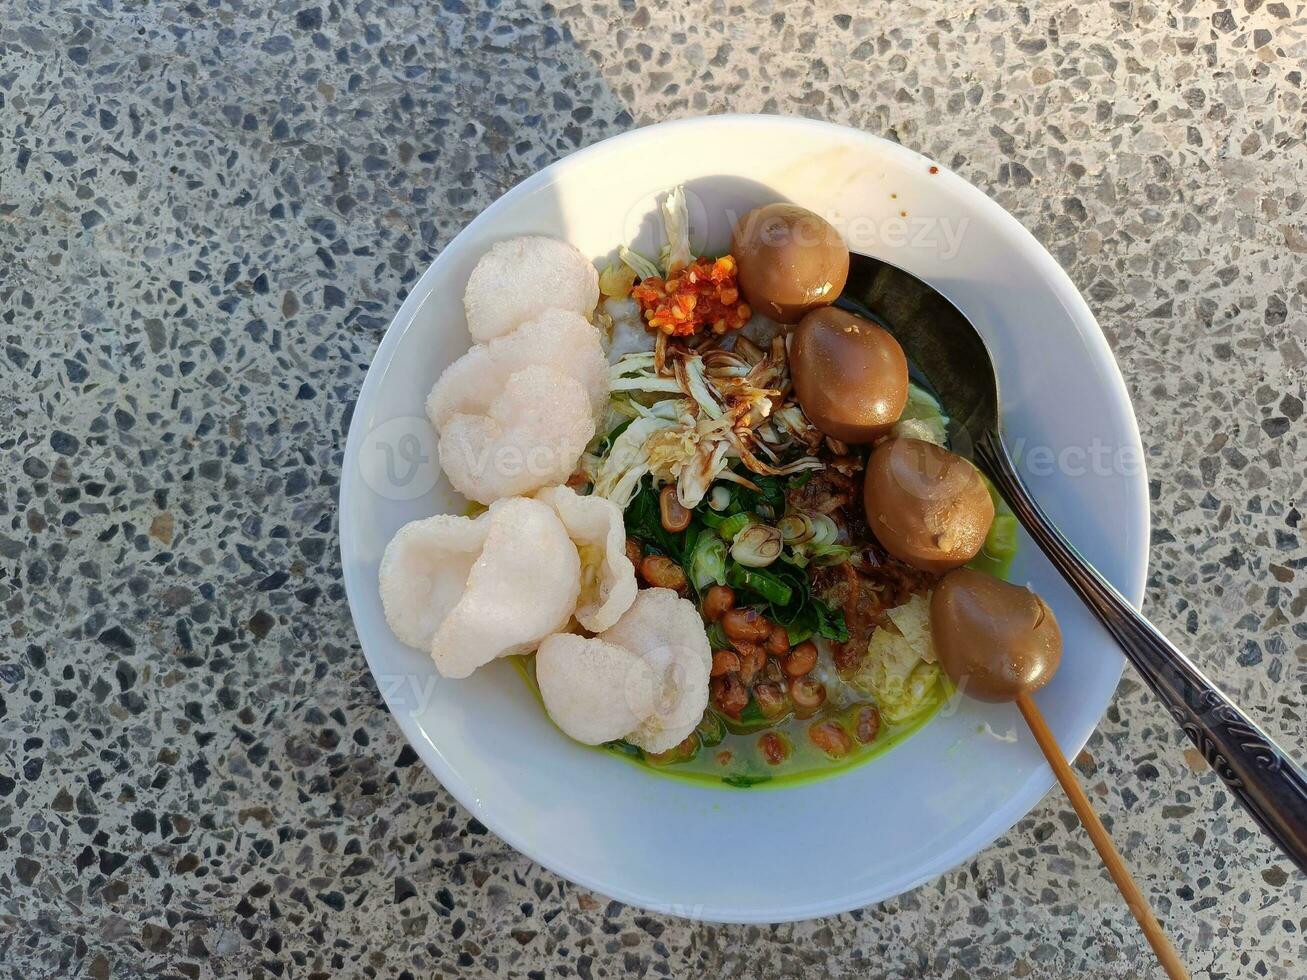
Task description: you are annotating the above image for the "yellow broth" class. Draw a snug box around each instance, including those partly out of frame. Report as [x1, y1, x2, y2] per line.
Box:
[510, 491, 1016, 788]
[512, 653, 949, 787]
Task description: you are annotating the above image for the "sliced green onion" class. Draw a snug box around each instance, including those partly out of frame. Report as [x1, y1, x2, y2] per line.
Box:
[716, 512, 754, 541]
[782, 548, 810, 570]
[731, 524, 782, 568]
[779, 513, 814, 545]
[808, 544, 853, 567]
[809, 514, 839, 548]
[687, 534, 728, 590]
[699, 509, 726, 530]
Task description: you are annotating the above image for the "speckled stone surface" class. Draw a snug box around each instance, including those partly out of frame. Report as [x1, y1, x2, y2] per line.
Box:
[1, 0, 1304, 976]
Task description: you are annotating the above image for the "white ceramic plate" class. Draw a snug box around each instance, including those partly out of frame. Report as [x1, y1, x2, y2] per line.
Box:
[339, 115, 1149, 923]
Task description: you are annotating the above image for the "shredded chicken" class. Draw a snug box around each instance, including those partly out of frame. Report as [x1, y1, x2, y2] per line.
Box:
[595, 185, 828, 511]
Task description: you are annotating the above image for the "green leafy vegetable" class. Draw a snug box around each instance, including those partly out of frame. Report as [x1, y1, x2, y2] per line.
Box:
[813, 597, 849, 642]
[624, 477, 693, 562]
[781, 607, 818, 645]
[597, 417, 634, 457]
[622, 468, 848, 649]
[726, 476, 787, 516]
[751, 475, 789, 514]
[730, 695, 774, 733]
[705, 621, 730, 650]
[760, 565, 809, 618]
[604, 739, 643, 759]
[726, 554, 849, 644]
[722, 773, 772, 788]
[967, 475, 1020, 577]
[695, 711, 726, 747]
[694, 476, 787, 523]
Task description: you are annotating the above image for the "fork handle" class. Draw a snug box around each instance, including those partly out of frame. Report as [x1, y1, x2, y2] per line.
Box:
[976, 430, 1307, 875]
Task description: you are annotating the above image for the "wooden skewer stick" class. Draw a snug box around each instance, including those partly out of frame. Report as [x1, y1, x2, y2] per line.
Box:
[1016, 693, 1189, 980]
[932, 570, 1189, 977]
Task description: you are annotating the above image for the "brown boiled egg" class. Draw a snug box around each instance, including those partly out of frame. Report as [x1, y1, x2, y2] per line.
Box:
[790, 307, 909, 444]
[862, 437, 994, 573]
[930, 568, 1063, 703]
[731, 204, 849, 324]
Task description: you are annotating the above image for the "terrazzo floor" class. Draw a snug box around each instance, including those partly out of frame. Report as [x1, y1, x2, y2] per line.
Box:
[1, 0, 1305, 977]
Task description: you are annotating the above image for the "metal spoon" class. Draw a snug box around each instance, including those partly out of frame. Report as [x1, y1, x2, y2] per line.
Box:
[839, 252, 1307, 874]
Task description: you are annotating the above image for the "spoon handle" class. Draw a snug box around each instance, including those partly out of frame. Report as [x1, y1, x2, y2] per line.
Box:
[1016, 693, 1189, 979]
[977, 431, 1307, 876]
